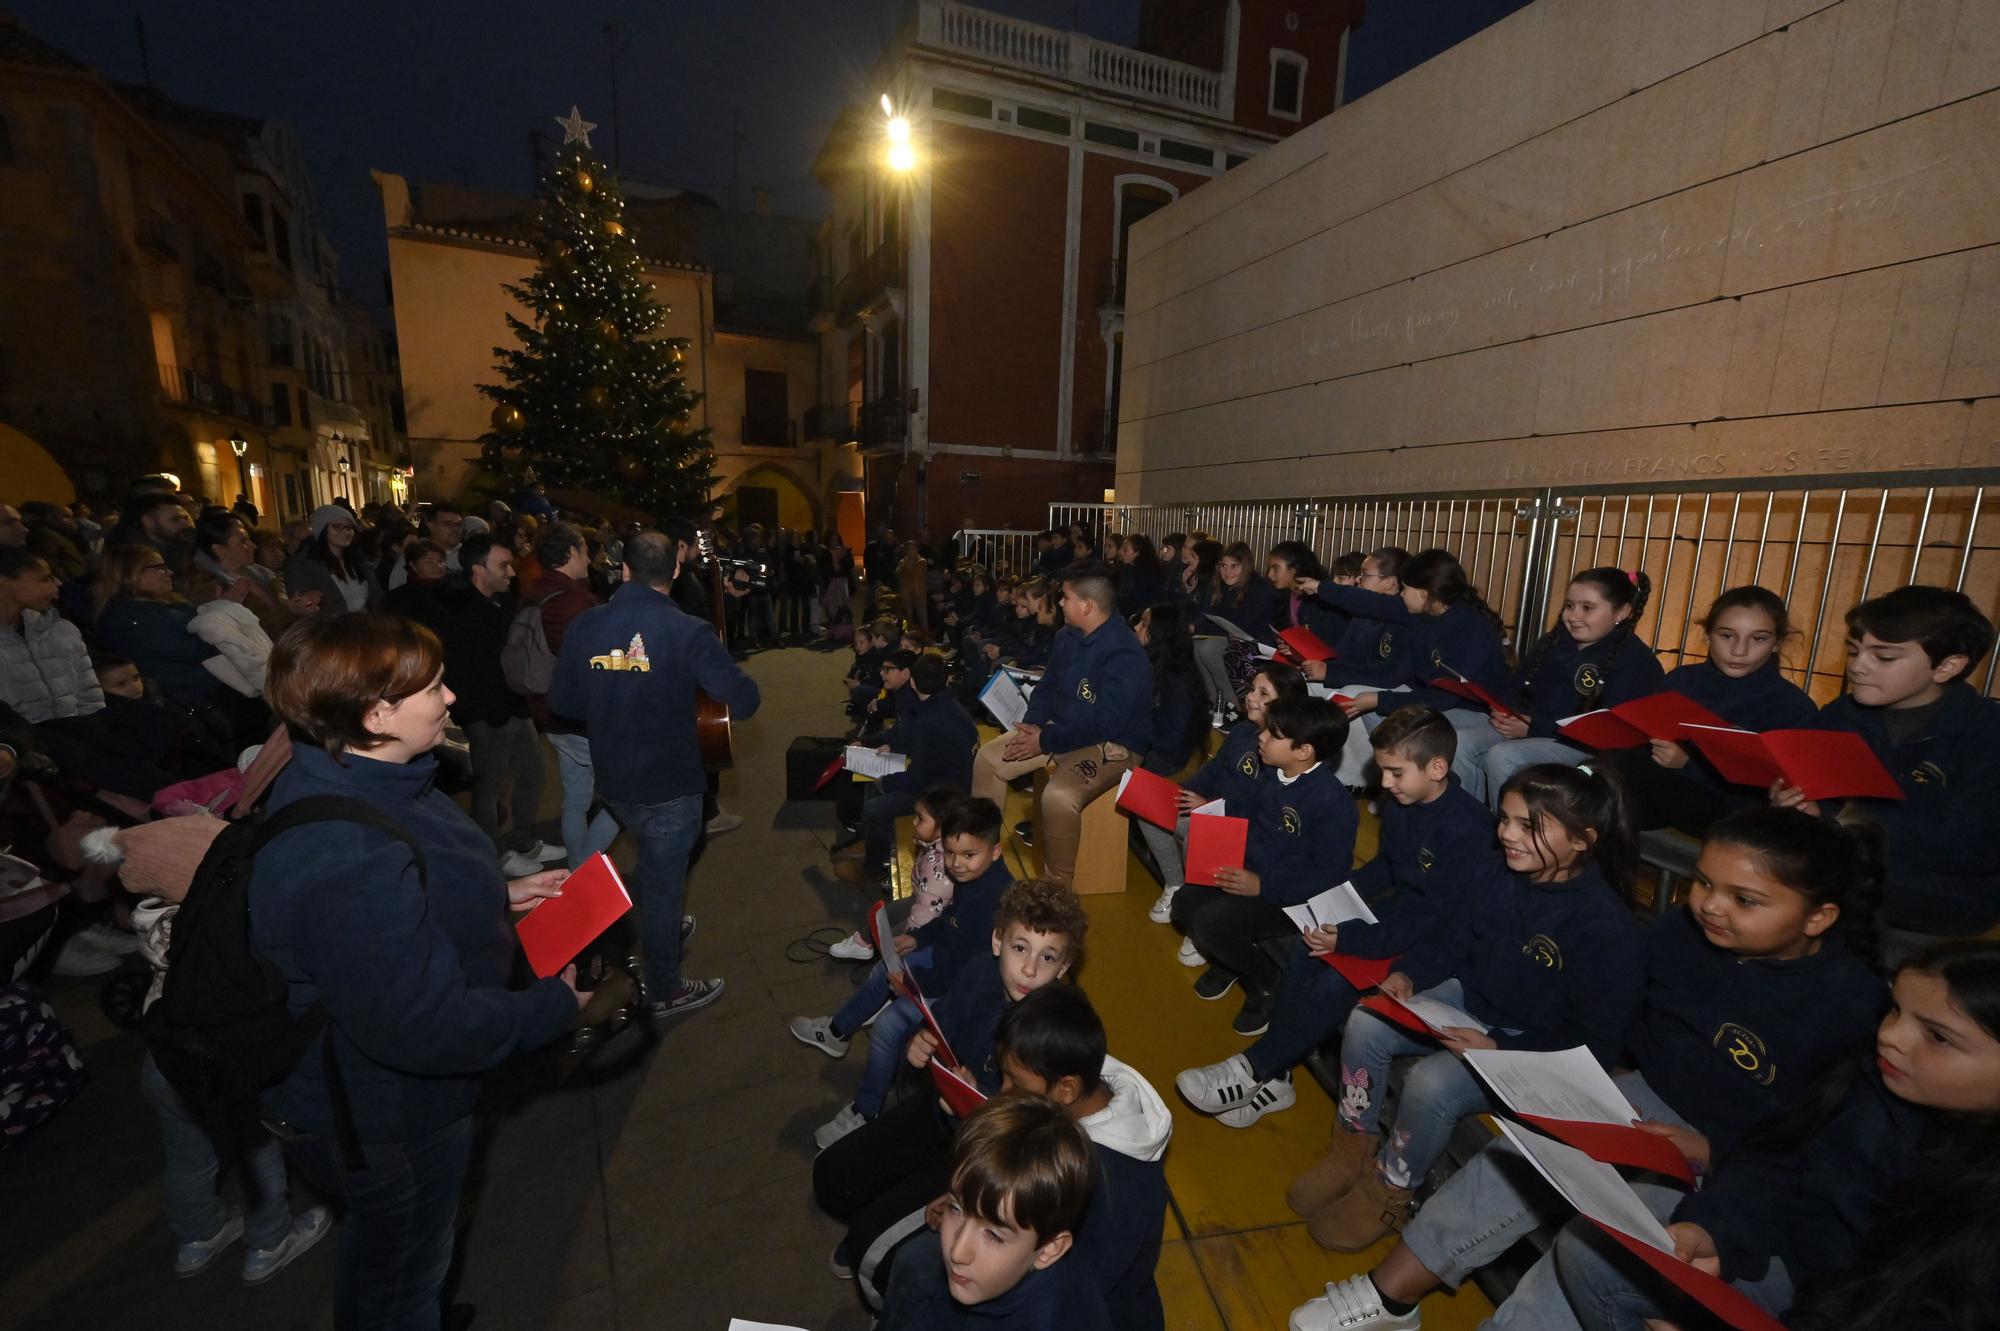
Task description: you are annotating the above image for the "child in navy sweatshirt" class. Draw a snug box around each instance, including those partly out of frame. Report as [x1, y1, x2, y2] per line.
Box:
[1173, 696, 1359, 1037]
[1595, 585, 1818, 836]
[1478, 940, 2000, 1331]
[1452, 566, 1666, 806]
[1308, 762, 1645, 1251]
[1176, 706, 1498, 1130]
[1295, 806, 1887, 1331]
[877, 1093, 1112, 1330]
[1137, 660, 1307, 925]
[1775, 586, 2000, 949]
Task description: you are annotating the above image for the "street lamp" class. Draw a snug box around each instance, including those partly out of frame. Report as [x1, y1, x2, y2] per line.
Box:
[227, 431, 249, 508]
[881, 94, 915, 173]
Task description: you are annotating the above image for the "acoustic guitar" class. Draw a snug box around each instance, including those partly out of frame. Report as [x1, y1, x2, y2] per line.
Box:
[694, 529, 734, 770]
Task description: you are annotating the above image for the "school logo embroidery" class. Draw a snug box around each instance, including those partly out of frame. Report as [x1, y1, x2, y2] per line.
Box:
[1573, 662, 1602, 696]
[1077, 676, 1095, 702]
[1238, 752, 1257, 778]
[1910, 761, 1946, 788]
[1377, 630, 1394, 659]
[1281, 807, 1302, 834]
[1712, 1023, 1777, 1086]
[1417, 846, 1436, 872]
[1521, 934, 1563, 969]
[1430, 646, 1445, 670]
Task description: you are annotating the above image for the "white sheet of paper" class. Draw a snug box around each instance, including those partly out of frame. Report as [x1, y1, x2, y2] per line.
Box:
[1307, 682, 1336, 699]
[1558, 709, 1610, 727]
[1463, 1046, 1635, 1124]
[979, 670, 1028, 729]
[1281, 881, 1380, 933]
[842, 746, 909, 779]
[1493, 1120, 1675, 1252]
[1400, 994, 1490, 1035]
[1191, 797, 1226, 818]
[728, 1321, 811, 1331]
[1255, 642, 1280, 658]
[1204, 613, 1254, 641]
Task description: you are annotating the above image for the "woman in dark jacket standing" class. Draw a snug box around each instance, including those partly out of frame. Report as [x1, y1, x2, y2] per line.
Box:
[251, 614, 583, 1329]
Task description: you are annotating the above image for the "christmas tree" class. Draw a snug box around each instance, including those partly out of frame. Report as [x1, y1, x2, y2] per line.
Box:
[477, 106, 714, 517]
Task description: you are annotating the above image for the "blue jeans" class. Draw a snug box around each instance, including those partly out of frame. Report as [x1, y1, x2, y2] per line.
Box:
[278, 1115, 474, 1331]
[1406, 1074, 1687, 1322]
[140, 1052, 291, 1248]
[605, 794, 704, 998]
[1337, 979, 1493, 1188]
[833, 950, 932, 1040]
[1446, 710, 1506, 802]
[1244, 941, 1363, 1083]
[1538, 1203, 1792, 1331]
[1482, 737, 1588, 809]
[854, 996, 928, 1119]
[545, 731, 621, 870]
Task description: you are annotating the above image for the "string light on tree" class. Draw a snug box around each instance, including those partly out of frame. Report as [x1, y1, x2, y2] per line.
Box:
[475, 105, 712, 517]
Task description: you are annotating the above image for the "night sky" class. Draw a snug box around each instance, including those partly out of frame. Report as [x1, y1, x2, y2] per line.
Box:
[13, 0, 1529, 308]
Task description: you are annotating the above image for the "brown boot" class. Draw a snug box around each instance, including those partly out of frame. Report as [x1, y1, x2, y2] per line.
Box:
[1307, 1165, 1416, 1252]
[1285, 1125, 1379, 1217]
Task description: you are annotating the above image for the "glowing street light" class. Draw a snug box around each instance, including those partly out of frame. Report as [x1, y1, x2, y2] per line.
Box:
[880, 92, 894, 117]
[887, 140, 916, 172]
[886, 115, 910, 144]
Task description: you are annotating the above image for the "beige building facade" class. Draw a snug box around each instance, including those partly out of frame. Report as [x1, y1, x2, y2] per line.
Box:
[1115, 0, 1999, 502]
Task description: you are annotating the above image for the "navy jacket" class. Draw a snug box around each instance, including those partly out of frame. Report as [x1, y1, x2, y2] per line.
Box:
[881, 689, 977, 795]
[1341, 779, 1496, 958]
[1673, 1063, 1935, 1287]
[249, 745, 576, 1142]
[1323, 592, 1415, 689]
[1277, 585, 1348, 644]
[1631, 911, 1882, 1157]
[1811, 683, 2000, 935]
[1184, 720, 1262, 808]
[880, 1230, 1113, 1330]
[1653, 659, 1817, 799]
[933, 949, 1013, 1094]
[1025, 617, 1153, 755]
[1144, 667, 1205, 776]
[911, 858, 1016, 992]
[1303, 589, 1510, 719]
[1399, 860, 1643, 1066]
[1506, 628, 1666, 738]
[439, 587, 530, 727]
[547, 581, 761, 803]
[1115, 562, 1168, 621]
[1201, 574, 1279, 639]
[1080, 1141, 1168, 1331]
[1243, 761, 1359, 907]
[94, 597, 221, 709]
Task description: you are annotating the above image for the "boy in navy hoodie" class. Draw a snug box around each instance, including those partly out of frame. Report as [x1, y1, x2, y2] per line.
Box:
[877, 1093, 1111, 1331]
[1775, 586, 2000, 952]
[1173, 695, 1359, 1036]
[993, 985, 1173, 1331]
[1176, 705, 1498, 1127]
[849, 652, 978, 883]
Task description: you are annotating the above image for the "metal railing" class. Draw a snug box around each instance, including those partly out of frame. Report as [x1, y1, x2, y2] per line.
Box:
[952, 528, 1040, 578]
[918, 0, 1224, 116]
[1036, 477, 2000, 700]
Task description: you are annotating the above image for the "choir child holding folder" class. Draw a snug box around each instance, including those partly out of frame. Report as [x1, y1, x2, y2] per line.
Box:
[1291, 806, 1885, 1330]
[1592, 586, 1817, 836]
[852, 653, 977, 884]
[1172, 696, 1359, 1038]
[827, 787, 959, 963]
[1306, 764, 1644, 1251]
[1450, 567, 1665, 806]
[816, 881, 1089, 1305]
[1775, 586, 2000, 953]
[1139, 661, 1308, 925]
[1501, 941, 2000, 1331]
[1177, 706, 1499, 1129]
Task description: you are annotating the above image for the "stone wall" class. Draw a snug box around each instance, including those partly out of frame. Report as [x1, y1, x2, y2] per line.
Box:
[1116, 0, 2000, 503]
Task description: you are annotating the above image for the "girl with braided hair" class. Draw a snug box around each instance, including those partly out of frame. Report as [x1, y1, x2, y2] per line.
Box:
[1451, 566, 1665, 806]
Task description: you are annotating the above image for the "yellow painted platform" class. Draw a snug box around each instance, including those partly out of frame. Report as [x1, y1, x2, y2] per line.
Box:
[997, 783, 1494, 1330]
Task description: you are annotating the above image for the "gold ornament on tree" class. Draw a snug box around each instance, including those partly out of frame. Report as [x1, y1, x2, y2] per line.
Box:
[490, 403, 525, 434]
[596, 318, 621, 344]
[603, 219, 625, 238]
[619, 456, 646, 480]
[585, 385, 611, 412]
[574, 168, 594, 195]
[549, 240, 572, 265]
[669, 343, 686, 366]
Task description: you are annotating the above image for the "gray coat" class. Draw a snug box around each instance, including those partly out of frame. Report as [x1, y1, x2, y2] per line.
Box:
[0, 608, 103, 723]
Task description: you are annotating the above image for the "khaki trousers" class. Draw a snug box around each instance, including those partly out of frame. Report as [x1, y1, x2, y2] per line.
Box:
[972, 735, 1135, 886]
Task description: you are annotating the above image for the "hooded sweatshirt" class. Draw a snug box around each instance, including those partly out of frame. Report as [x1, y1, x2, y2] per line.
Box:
[1074, 1055, 1173, 1331]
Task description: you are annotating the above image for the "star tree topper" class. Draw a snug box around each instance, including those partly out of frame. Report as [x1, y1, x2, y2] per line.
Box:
[555, 104, 597, 148]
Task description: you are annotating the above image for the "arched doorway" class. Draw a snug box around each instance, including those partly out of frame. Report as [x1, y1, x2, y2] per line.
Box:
[725, 463, 820, 535]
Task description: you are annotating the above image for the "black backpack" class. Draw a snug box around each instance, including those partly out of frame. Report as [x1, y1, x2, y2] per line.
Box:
[145, 794, 427, 1170]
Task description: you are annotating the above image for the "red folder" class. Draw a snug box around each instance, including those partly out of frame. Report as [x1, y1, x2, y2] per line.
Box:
[1183, 813, 1249, 887]
[930, 1060, 988, 1117]
[1321, 953, 1399, 990]
[1681, 726, 1904, 802]
[1427, 676, 1523, 719]
[1115, 767, 1183, 831]
[1519, 1114, 1698, 1187]
[1278, 626, 1338, 661]
[812, 753, 845, 791]
[515, 853, 633, 979]
[1558, 693, 1734, 750]
[1359, 993, 1436, 1038]
[1592, 1224, 1788, 1331]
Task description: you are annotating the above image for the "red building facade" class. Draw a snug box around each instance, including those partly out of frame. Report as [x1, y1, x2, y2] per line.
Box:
[811, 0, 1363, 541]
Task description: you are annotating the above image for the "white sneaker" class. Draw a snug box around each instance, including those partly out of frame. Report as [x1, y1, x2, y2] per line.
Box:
[173, 1211, 244, 1277]
[1149, 885, 1180, 924]
[788, 1015, 850, 1058]
[528, 840, 567, 864]
[1177, 936, 1204, 967]
[1217, 1071, 1296, 1128]
[705, 810, 745, 836]
[50, 930, 124, 977]
[1291, 1273, 1422, 1330]
[814, 1103, 868, 1151]
[76, 920, 141, 955]
[240, 1206, 331, 1285]
[1175, 1053, 1258, 1114]
[829, 932, 876, 962]
[499, 849, 543, 876]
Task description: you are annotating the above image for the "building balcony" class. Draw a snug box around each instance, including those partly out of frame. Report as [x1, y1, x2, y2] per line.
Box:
[859, 395, 907, 448]
[835, 240, 905, 325]
[805, 401, 860, 443]
[740, 415, 798, 448]
[135, 205, 179, 260]
[916, 0, 1224, 117]
[157, 362, 270, 427]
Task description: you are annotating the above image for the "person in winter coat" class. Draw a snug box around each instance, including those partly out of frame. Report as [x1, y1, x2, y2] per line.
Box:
[283, 506, 374, 620]
[189, 511, 308, 638]
[186, 578, 275, 698]
[92, 545, 224, 711]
